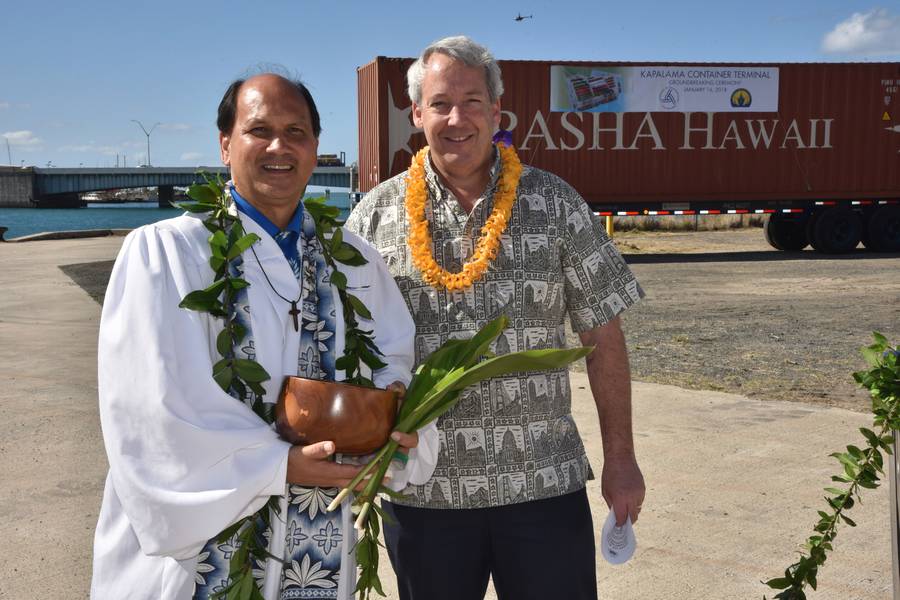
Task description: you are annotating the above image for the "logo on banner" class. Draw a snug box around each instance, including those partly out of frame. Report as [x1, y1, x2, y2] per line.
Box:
[730, 88, 752, 108]
[659, 87, 679, 110]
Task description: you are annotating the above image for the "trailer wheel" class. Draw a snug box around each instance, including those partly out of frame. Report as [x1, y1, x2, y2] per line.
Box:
[764, 213, 809, 251]
[865, 205, 900, 252]
[807, 207, 862, 253]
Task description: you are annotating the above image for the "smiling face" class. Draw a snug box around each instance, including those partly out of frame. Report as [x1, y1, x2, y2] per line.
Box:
[220, 74, 318, 227]
[411, 52, 501, 187]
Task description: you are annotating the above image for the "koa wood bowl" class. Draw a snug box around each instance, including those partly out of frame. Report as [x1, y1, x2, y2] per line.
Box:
[275, 376, 399, 455]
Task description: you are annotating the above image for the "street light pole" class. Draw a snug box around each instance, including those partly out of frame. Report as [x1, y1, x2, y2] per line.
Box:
[131, 120, 160, 166]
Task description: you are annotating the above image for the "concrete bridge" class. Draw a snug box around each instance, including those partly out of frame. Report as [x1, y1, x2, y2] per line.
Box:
[0, 165, 357, 208]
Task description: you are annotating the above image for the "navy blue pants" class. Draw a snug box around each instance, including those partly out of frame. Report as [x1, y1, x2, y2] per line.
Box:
[382, 488, 598, 600]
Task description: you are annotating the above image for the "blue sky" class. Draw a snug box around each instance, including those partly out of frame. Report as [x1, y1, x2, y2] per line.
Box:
[2, 0, 899, 169]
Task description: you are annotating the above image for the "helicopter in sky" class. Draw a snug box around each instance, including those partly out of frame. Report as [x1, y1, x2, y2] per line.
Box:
[514, 13, 533, 21]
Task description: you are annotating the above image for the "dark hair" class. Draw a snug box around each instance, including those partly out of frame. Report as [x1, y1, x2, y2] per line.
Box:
[216, 75, 321, 138]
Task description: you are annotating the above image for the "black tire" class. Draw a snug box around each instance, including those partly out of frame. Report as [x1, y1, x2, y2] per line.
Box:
[764, 213, 809, 251]
[865, 204, 900, 252]
[805, 211, 823, 252]
[807, 207, 862, 254]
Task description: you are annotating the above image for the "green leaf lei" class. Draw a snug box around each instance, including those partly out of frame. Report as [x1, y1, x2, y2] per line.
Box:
[764, 333, 900, 599]
[177, 176, 384, 600]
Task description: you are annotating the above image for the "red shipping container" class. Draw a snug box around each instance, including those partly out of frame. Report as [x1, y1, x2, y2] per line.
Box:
[357, 58, 900, 252]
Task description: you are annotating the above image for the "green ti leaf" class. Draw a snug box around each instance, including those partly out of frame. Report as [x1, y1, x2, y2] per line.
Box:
[399, 346, 591, 432]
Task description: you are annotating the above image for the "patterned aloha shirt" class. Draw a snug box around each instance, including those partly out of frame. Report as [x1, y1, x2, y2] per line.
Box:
[345, 149, 644, 509]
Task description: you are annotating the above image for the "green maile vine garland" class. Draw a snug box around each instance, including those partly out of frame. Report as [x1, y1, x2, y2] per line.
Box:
[176, 176, 386, 600]
[765, 333, 900, 599]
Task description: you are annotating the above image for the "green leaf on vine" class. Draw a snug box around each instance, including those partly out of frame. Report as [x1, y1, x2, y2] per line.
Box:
[233, 358, 270, 383]
[188, 183, 219, 204]
[346, 294, 372, 320]
[177, 201, 219, 214]
[179, 290, 218, 312]
[213, 361, 233, 391]
[331, 227, 343, 251]
[330, 269, 347, 290]
[227, 233, 261, 260]
[765, 577, 791, 589]
[217, 328, 233, 357]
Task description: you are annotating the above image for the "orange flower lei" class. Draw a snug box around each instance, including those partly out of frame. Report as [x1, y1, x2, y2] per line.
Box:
[405, 143, 523, 291]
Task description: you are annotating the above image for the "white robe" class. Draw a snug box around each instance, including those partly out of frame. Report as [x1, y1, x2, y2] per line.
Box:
[91, 211, 438, 599]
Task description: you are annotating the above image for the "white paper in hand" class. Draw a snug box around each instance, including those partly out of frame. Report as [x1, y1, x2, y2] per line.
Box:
[600, 509, 636, 564]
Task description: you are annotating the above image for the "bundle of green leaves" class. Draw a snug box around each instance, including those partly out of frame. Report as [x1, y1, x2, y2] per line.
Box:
[325, 315, 593, 599]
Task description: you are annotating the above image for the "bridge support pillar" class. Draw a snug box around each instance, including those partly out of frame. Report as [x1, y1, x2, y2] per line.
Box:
[35, 192, 83, 208]
[158, 185, 175, 208]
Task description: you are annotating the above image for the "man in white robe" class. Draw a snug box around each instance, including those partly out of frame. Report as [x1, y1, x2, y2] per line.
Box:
[91, 73, 437, 600]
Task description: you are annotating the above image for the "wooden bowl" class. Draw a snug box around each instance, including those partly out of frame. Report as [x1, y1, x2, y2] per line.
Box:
[275, 376, 399, 455]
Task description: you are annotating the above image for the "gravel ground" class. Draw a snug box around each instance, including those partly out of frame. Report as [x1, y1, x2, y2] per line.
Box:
[566, 227, 900, 412]
[61, 227, 900, 412]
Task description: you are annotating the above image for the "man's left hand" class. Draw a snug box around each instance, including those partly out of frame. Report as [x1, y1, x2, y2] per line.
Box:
[601, 453, 645, 525]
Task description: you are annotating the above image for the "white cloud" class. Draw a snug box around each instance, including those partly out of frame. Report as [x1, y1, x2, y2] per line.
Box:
[180, 152, 203, 161]
[161, 122, 192, 131]
[822, 8, 900, 55]
[0, 102, 9, 110]
[2, 130, 42, 147]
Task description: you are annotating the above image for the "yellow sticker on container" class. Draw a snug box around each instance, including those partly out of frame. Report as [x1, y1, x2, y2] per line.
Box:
[884, 111, 892, 121]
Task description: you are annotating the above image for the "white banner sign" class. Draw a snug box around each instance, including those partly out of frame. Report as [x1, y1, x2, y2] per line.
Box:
[550, 65, 779, 113]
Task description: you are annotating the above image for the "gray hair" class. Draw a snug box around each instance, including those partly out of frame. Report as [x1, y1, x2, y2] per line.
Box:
[407, 36, 504, 105]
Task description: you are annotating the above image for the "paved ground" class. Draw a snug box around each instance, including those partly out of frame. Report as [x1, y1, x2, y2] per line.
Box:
[0, 234, 894, 599]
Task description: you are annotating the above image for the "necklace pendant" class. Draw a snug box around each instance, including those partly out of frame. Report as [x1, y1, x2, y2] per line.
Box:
[289, 301, 301, 332]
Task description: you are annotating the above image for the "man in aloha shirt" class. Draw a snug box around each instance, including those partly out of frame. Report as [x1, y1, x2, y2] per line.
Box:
[346, 36, 646, 600]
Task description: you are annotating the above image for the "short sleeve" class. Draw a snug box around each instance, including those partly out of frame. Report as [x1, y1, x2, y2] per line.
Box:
[557, 179, 645, 332]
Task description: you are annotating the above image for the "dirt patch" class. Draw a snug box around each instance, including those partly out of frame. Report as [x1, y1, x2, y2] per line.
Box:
[568, 228, 900, 412]
[59, 260, 115, 304]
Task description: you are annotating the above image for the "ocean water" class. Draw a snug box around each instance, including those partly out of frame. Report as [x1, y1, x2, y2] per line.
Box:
[0, 192, 353, 239]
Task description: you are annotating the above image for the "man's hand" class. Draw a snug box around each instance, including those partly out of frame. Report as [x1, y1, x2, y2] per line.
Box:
[386, 380, 407, 401]
[602, 453, 645, 525]
[390, 430, 419, 453]
[286, 441, 366, 488]
[386, 381, 419, 456]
